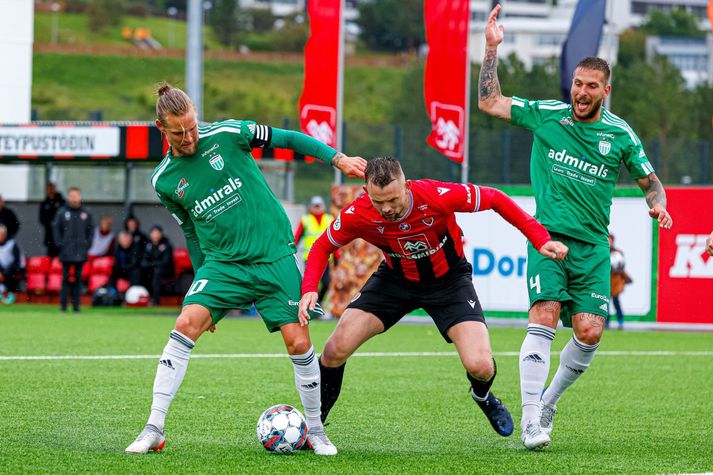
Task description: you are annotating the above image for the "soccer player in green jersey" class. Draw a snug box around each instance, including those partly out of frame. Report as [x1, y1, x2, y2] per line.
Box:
[124, 84, 366, 456]
[477, 5, 673, 450]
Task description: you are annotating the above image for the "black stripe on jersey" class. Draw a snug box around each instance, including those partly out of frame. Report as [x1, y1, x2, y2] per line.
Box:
[415, 253, 437, 281]
[442, 231, 462, 269]
[250, 124, 272, 148]
[389, 254, 404, 277]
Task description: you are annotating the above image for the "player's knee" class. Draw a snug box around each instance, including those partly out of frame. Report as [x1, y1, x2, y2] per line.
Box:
[463, 353, 494, 380]
[286, 337, 311, 355]
[321, 337, 349, 367]
[529, 301, 560, 327]
[575, 324, 603, 346]
[174, 313, 206, 341]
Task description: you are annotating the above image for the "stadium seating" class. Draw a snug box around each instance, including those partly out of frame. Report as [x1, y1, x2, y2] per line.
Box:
[91, 256, 114, 276]
[173, 248, 192, 278]
[89, 274, 110, 292]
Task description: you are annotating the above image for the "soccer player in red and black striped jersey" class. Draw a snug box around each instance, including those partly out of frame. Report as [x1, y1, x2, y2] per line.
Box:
[298, 157, 569, 438]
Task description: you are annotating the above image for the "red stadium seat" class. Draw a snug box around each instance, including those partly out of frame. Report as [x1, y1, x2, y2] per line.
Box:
[27, 256, 51, 274]
[91, 256, 115, 276]
[173, 248, 193, 278]
[50, 257, 63, 274]
[47, 273, 63, 292]
[116, 278, 130, 293]
[89, 274, 110, 292]
[26, 273, 46, 294]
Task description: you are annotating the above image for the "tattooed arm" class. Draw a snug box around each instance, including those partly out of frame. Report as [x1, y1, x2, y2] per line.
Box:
[635, 173, 673, 229]
[478, 5, 512, 121]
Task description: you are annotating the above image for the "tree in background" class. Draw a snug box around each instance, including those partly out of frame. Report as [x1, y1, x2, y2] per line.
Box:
[640, 7, 706, 38]
[208, 0, 243, 48]
[87, 0, 124, 32]
[357, 0, 425, 52]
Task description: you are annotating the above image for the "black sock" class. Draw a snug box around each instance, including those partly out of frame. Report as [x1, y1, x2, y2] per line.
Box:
[467, 359, 497, 400]
[319, 357, 346, 423]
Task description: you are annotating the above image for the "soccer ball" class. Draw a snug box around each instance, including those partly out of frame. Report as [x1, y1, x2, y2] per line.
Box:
[256, 404, 308, 454]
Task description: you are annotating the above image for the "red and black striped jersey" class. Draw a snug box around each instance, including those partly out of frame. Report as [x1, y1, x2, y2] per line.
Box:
[302, 179, 551, 292]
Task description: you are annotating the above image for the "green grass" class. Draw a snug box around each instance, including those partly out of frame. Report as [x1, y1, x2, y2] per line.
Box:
[32, 53, 407, 124]
[35, 11, 226, 51]
[1, 306, 712, 474]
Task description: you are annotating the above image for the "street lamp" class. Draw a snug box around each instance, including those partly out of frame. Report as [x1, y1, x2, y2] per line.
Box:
[50, 2, 61, 45]
[167, 6, 178, 48]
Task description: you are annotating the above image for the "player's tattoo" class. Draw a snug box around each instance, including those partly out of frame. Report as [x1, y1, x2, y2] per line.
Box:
[534, 301, 561, 313]
[577, 313, 605, 328]
[641, 174, 667, 210]
[332, 153, 343, 168]
[479, 49, 502, 109]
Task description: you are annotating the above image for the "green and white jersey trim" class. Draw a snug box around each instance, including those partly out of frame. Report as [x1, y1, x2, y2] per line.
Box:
[601, 110, 639, 144]
[151, 155, 172, 190]
[198, 120, 242, 139]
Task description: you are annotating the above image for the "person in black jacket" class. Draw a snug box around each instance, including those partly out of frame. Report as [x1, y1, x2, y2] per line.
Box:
[141, 225, 174, 306]
[0, 194, 20, 240]
[112, 231, 141, 287]
[0, 224, 23, 304]
[53, 187, 94, 313]
[124, 216, 148, 257]
[39, 183, 65, 257]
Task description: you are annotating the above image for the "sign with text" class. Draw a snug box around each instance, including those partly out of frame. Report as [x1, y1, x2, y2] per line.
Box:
[0, 126, 120, 157]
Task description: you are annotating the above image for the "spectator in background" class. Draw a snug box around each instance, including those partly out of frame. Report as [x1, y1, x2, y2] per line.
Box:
[124, 216, 148, 253]
[141, 225, 174, 306]
[88, 215, 115, 258]
[53, 187, 94, 313]
[707, 231, 713, 257]
[112, 231, 141, 288]
[294, 196, 334, 307]
[0, 224, 23, 305]
[0, 194, 20, 239]
[39, 182, 65, 257]
[607, 233, 631, 330]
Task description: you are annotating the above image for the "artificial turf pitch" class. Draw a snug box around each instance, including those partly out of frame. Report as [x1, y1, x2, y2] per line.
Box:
[1, 305, 711, 474]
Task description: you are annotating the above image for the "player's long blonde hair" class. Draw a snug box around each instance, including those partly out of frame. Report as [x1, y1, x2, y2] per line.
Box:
[155, 83, 194, 126]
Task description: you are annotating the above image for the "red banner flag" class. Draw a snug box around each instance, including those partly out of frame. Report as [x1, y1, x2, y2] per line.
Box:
[299, 0, 342, 148]
[708, 0, 713, 34]
[424, 0, 470, 163]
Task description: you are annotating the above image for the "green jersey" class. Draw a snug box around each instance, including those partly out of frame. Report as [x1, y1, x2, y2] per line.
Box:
[151, 120, 336, 267]
[510, 97, 654, 246]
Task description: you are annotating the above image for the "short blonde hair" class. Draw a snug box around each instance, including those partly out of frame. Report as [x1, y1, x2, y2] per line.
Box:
[156, 83, 194, 126]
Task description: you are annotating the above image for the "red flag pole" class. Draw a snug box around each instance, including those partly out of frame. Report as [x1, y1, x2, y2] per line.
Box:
[461, 3, 471, 184]
[333, 0, 345, 185]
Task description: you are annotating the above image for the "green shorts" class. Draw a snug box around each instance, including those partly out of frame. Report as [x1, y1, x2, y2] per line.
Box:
[526, 233, 610, 327]
[182, 254, 319, 332]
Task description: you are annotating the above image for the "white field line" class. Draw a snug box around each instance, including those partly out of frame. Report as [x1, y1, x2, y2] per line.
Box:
[0, 350, 712, 361]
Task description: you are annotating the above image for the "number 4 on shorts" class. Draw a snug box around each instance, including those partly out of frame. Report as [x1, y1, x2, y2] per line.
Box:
[529, 274, 541, 294]
[187, 279, 208, 296]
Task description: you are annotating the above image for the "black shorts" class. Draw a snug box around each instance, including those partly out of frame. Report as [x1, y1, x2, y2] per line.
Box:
[347, 261, 485, 343]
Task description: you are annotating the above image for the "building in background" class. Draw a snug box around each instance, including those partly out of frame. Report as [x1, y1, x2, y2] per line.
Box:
[646, 35, 713, 89]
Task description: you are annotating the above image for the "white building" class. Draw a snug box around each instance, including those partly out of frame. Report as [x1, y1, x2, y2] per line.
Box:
[469, 0, 712, 70]
[646, 35, 713, 88]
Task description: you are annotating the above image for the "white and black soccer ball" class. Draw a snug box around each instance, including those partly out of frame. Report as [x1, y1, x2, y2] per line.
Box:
[256, 404, 308, 454]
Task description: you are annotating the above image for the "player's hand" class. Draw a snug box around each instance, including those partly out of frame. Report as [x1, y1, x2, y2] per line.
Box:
[539, 241, 568, 261]
[333, 153, 367, 179]
[648, 204, 672, 229]
[485, 4, 504, 48]
[706, 231, 713, 257]
[207, 324, 217, 333]
[298, 292, 319, 326]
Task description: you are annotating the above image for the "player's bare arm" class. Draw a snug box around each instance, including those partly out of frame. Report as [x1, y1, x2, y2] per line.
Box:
[478, 4, 512, 121]
[298, 292, 319, 325]
[706, 231, 713, 256]
[332, 152, 367, 179]
[635, 173, 673, 229]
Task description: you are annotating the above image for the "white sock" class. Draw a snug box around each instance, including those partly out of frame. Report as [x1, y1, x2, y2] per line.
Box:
[290, 346, 322, 432]
[542, 335, 598, 407]
[146, 330, 195, 433]
[519, 323, 555, 429]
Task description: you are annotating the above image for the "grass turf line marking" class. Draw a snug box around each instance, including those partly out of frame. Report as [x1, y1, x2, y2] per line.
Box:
[0, 351, 712, 361]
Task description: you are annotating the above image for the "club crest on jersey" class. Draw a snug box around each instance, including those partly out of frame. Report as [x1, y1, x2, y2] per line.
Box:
[598, 140, 611, 156]
[422, 217, 434, 227]
[399, 222, 411, 231]
[209, 154, 224, 170]
[175, 178, 189, 198]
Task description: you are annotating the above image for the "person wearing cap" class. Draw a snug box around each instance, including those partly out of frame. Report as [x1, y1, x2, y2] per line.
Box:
[295, 196, 334, 308]
[140, 225, 175, 306]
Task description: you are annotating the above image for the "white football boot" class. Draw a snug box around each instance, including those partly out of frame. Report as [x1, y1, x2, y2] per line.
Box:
[540, 402, 557, 437]
[125, 425, 166, 454]
[521, 421, 551, 451]
[307, 429, 338, 456]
